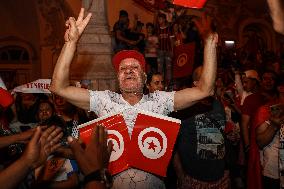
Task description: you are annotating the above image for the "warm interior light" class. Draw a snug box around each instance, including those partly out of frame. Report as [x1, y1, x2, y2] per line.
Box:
[225, 41, 235, 45]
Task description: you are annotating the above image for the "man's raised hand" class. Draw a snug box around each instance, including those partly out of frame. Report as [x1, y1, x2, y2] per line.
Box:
[193, 13, 218, 45]
[64, 8, 92, 43]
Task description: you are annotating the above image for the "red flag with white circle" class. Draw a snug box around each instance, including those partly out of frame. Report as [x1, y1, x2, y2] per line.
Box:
[173, 43, 195, 78]
[78, 113, 130, 175]
[128, 111, 180, 177]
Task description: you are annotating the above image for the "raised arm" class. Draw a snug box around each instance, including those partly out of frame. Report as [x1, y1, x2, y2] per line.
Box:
[174, 14, 218, 110]
[267, 0, 284, 35]
[50, 8, 92, 110]
[0, 128, 34, 149]
[234, 71, 244, 97]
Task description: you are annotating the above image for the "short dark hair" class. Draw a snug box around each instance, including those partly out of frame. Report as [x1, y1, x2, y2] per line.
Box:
[137, 21, 144, 27]
[261, 70, 278, 81]
[119, 10, 128, 17]
[146, 22, 154, 28]
[158, 13, 166, 20]
[146, 72, 162, 85]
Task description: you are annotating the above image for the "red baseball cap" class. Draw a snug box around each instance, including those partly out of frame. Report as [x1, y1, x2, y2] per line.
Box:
[0, 87, 14, 108]
[112, 50, 146, 72]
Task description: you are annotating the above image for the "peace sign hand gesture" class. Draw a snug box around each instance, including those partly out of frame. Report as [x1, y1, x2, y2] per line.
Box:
[64, 8, 92, 43]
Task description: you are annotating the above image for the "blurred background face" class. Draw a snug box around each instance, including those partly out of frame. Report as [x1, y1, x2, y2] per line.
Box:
[146, 25, 154, 34]
[277, 82, 284, 94]
[119, 15, 128, 23]
[158, 16, 166, 25]
[173, 23, 179, 32]
[147, 74, 164, 93]
[215, 77, 224, 88]
[38, 102, 53, 122]
[242, 77, 257, 92]
[53, 94, 67, 114]
[21, 93, 36, 108]
[261, 72, 276, 91]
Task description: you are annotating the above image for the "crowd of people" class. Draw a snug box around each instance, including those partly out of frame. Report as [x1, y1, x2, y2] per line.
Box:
[112, 3, 194, 90]
[1, 0, 284, 189]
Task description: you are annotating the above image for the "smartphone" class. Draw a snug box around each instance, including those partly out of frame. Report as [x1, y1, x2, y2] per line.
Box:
[270, 104, 284, 116]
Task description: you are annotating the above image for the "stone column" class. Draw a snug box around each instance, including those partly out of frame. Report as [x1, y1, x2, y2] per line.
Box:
[70, 0, 117, 91]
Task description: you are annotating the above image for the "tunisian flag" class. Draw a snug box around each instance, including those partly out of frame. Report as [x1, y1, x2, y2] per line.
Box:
[173, 0, 207, 8]
[78, 113, 130, 175]
[173, 43, 195, 78]
[128, 111, 180, 177]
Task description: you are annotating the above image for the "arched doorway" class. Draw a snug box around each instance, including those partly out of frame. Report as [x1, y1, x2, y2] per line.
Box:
[0, 39, 35, 89]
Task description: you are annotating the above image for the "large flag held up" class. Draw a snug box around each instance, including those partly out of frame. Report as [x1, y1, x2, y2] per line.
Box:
[173, 43, 195, 78]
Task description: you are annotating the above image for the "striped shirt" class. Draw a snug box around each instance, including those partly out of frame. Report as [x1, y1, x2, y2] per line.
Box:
[156, 26, 172, 52]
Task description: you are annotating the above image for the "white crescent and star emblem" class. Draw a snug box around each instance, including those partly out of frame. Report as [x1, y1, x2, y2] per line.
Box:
[177, 53, 188, 67]
[107, 130, 124, 162]
[138, 127, 167, 159]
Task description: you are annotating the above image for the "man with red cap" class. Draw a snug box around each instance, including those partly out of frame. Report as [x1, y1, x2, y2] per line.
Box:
[51, 8, 218, 189]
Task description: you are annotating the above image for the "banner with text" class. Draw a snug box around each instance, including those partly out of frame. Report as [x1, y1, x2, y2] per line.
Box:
[13, 79, 51, 93]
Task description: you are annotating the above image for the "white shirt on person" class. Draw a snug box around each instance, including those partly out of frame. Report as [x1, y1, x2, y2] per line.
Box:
[260, 132, 279, 179]
[89, 90, 175, 189]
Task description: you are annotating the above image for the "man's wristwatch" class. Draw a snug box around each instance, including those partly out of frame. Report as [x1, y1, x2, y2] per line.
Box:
[84, 168, 112, 187]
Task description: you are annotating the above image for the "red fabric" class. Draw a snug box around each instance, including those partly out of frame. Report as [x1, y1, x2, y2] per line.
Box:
[0, 87, 14, 108]
[173, 43, 195, 78]
[79, 114, 130, 175]
[155, 0, 167, 9]
[224, 121, 235, 134]
[173, 0, 207, 8]
[79, 112, 180, 177]
[128, 112, 180, 177]
[247, 105, 270, 189]
[133, 0, 162, 12]
[241, 93, 265, 117]
[112, 50, 146, 72]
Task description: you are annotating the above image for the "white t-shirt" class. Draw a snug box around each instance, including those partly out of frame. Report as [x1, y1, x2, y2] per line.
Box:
[240, 91, 252, 105]
[89, 90, 175, 189]
[145, 36, 159, 58]
[260, 132, 279, 179]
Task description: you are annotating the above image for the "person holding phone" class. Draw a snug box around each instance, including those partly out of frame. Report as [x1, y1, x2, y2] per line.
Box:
[247, 76, 284, 189]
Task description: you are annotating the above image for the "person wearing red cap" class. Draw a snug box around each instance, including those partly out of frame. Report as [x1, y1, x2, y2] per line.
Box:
[50, 8, 218, 189]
